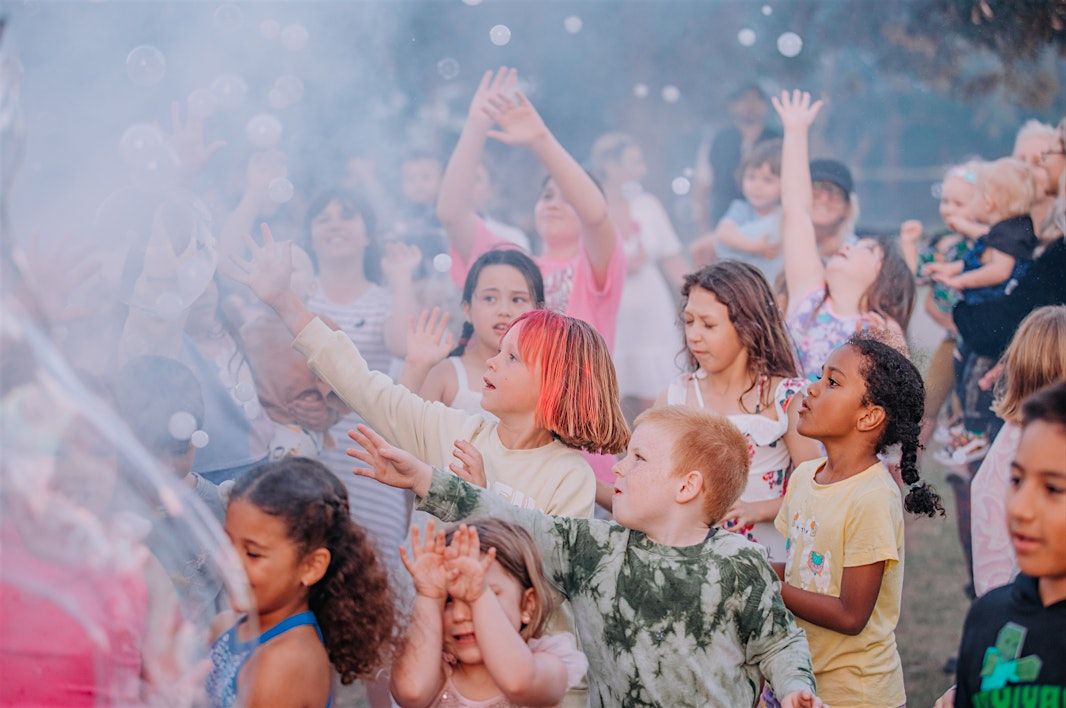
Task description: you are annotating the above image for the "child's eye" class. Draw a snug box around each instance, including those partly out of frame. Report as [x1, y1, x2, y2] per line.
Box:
[484, 295, 496, 303]
[634, 453, 645, 462]
[246, 551, 262, 559]
[513, 297, 527, 304]
[509, 353, 517, 362]
[1009, 474, 1021, 488]
[1046, 483, 1064, 495]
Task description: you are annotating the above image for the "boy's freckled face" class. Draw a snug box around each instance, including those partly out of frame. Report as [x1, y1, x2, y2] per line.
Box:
[611, 422, 678, 532]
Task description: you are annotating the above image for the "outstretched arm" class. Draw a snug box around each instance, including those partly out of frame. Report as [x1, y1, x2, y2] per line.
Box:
[773, 90, 826, 310]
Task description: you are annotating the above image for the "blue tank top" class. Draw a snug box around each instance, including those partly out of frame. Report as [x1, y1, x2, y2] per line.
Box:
[206, 610, 332, 708]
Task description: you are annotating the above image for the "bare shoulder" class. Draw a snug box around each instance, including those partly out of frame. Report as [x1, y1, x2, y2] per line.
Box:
[244, 627, 331, 707]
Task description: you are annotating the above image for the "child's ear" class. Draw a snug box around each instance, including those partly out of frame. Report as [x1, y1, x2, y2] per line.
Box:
[300, 547, 331, 588]
[519, 587, 537, 626]
[856, 404, 886, 434]
[676, 470, 705, 505]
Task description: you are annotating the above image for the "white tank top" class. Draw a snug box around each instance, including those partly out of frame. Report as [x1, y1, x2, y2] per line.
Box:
[448, 357, 494, 419]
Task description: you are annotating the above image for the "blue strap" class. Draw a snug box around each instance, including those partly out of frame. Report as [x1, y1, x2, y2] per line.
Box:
[259, 610, 325, 645]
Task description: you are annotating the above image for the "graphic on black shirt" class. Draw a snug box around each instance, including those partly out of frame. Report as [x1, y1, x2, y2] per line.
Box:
[971, 621, 1062, 708]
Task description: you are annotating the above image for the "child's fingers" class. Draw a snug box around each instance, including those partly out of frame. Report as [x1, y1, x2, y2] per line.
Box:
[399, 546, 417, 577]
[467, 526, 481, 560]
[480, 546, 496, 572]
[433, 528, 446, 556]
[410, 525, 423, 554]
[259, 222, 275, 246]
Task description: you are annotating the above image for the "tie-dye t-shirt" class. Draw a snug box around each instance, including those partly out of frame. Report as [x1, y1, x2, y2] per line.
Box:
[786, 288, 865, 383]
[775, 458, 905, 707]
[419, 469, 816, 708]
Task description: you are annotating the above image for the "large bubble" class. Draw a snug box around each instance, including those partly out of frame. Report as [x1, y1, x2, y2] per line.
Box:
[489, 24, 512, 46]
[245, 114, 283, 150]
[280, 24, 310, 52]
[436, 58, 460, 80]
[210, 74, 248, 111]
[777, 31, 804, 58]
[212, 3, 243, 32]
[125, 45, 166, 87]
[738, 28, 757, 47]
[661, 84, 681, 103]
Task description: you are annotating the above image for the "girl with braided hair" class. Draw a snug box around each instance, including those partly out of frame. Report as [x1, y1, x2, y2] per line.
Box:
[207, 457, 398, 707]
[772, 334, 943, 707]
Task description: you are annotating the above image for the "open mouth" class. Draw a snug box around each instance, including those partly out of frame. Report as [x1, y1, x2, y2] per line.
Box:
[492, 323, 509, 335]
[482, 377, 496, 392]
[452, 633, 477, 646]
[1011, 532, 1041, 553]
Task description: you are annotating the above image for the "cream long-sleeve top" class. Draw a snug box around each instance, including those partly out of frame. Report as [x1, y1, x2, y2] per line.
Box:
[293, 317, 596, 518]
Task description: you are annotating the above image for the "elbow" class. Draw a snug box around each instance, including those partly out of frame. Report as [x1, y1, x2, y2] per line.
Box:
[496, 665, 538, 701]
[389, 680, 435, 708]
[838, 612, 872, 636]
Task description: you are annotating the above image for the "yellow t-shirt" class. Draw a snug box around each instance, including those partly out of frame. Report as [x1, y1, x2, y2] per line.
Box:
[774, 458, 905, 707]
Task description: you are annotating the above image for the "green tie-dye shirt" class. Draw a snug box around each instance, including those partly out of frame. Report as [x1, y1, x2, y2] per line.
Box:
[418, 469, 816, 707]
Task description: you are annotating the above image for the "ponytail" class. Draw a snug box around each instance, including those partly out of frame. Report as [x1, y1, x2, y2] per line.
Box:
[448, 321, 475, 358]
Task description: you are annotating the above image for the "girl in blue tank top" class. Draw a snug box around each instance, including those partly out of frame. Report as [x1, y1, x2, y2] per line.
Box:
[207, 457, 398, 707]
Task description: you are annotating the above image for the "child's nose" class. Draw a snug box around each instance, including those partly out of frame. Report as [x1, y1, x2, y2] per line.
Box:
[450, 599, 471, 622]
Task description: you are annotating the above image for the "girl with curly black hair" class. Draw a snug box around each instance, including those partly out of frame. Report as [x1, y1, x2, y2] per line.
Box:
[771, 334, 943, 707]
[206, 457, 398, 707]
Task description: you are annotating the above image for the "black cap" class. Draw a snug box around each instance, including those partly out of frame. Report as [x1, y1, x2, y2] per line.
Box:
[809, 159, 854, 196]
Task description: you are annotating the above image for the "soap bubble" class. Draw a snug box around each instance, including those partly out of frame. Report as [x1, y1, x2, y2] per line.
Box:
[564, 15, 583, 34]
[275, 75, 304, 104]
[213, 3, 243, 31]
[280, 24, 309, 51]
[268, 177, 294, 204]
[245, 114, 283, 150]
[432, 253, 453, 273]
[210, 74, 248, 111]
[243, 399, 262, 420]
[632, 83, 649, 99]
[234, 382, 255, 403]
[462, 0, 483, 5]
[125, 45, 166, 87]
[683, 167, 694, 178]
[187, 88, 217, 119]
[738, 28, 757, 47]
[436, 58, 460, 80]
[168, 411, 197, 441]
[762, 4, 773, 15]
[260, 18, 281, 40]
[154, 292, 185, 320]
[120, 124, 165, 164]
[931, 182, 944, 199]
[190, 430, 210, 449]
[777, 31, 803, 58]
[489, 24, 512, 46]
[661, 85, 681, 103]
[671, 177, 691, 196]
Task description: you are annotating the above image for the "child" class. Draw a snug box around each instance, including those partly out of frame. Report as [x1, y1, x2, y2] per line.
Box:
[230, 226, 628, 518]
[774, 90, 915, 382]
[773, 334, 944, 707]
[971, 306, 1066, 597]
[207, 457, 397, 707]
[348, 411, 825, 708]
[951, 380, 1066, 708]
[656, 261, 821, 561]
[401, 248, 545, 418]
[391, 519, 588, 707]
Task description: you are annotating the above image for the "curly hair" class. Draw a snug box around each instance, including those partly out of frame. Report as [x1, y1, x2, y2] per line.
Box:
[230, 457, 398, 684]
[847, 335, 944, 517]
[680, 261, 799, 412]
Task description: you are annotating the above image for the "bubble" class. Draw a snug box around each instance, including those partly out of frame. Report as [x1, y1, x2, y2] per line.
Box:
[931, 182, 944, 199]
[489, 24, 512, 46]
[210, 74, 248, 111]
[177, 259, 215, 297]
[234, 382, 255, 403]
[564, 15, 583, 34]
[671, 177, 691, 196]
[125, 45, 166, 87]
[168, 411, 197, 441]
[245, 114, 283, 150]
[632, 83, 649, 99]
[280, 24, 309, 52]
[213, 4, 243, 31]
[432, 253, 453, 273]
[190, 430, 210, 449]
[777, 31, 803, 58]
[683, 167, 694, 178]
[436, 58, 460, 80]
[738, 28, 757, 47]
[120, 123, 165, 163]
[268, 177, 294, 204]
[462, 0, 483, 5]
[187, 88, 217, 119]
[154, 292, 185, 320]
[661, 85, 681, 103]
[275, 75, 304, 104]
[762, 4, 773, 15]
[260, 18, 281, 40]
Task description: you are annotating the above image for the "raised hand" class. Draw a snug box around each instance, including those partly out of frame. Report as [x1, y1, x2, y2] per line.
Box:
[484, 92, 550, 148]
[226, 224, 295, 308]
[380, 241, 423, 286]
[449, 439, 486, 488]
[467, 66, 518, 132]
[400, 521, 449, 600]
[444, 524, 496, 604]
[771, 90, 824, 131]
[347, 424, 434, 495]
[899, 219, 923, 247]
[167, 99, 225, 178]
[406, 308, 454, 370]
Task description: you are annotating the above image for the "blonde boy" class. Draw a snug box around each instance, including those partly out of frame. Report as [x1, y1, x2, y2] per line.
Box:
[350, 406, 824, 708]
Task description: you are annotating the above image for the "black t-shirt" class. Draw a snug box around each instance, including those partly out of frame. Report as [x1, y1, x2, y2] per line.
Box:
[708, 125, 781, 223]
[984, 215, 1038, 261]
[954, 574, 1066, 708]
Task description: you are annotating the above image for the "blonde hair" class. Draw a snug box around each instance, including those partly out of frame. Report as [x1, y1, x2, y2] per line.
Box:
[1013, 119, 1057, 153]
[975, 158, 1037, 219]
[448, 518, 556, 641]
[992, 305, 1066, 424]
[633, 406, 750, 524]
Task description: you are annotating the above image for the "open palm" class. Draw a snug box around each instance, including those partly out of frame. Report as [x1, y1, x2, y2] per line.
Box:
[771, 89, 824, 130]
[400, 521, 449, 600]
[485, 92, 548, 147]
[347, 424, 433, 494]
[444, 525, 495, 604]
[228, 224, 294, 308]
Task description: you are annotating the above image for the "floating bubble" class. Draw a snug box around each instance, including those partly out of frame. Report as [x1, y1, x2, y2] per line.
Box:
[243, 399, 262, 420]
[126, 45, 166, 87]
[120, 124, 165, 163]
[432, 253, 453, 273]
[190, 430, 210, 449]
[260, 18, 281, 40]
[564, 15, 583, 34]
[245, 114, 283, 150]
[213, 3, 243, 31]
[462, 0, 483, 5]
[683, 167, 694, 178]
[671, 177, 691, 196]
[777, 31, 803, 58]
[275, 75, 304, 104]
[437, 58, 460, 80]
[738, 28, 757, 47]
[661, 85, 681, 103]
[489, 24, 512, 46]
[168, 411, 197, 441]
[632, 83, 649, 99]
[762, 4, 773, 15]
[931, 182, 944, 199]
[268, 177, 294, 204]
[187, 88, 217, 119]
[280, 24, 309, 51]
[234, 382, 255, 403]
[155, 292, 185, 320]
[210, 74, 248, 111]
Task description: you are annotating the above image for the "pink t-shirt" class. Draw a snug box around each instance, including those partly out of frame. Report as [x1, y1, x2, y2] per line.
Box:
[450, 218, 626, 352]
